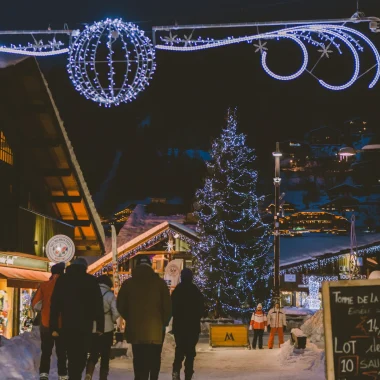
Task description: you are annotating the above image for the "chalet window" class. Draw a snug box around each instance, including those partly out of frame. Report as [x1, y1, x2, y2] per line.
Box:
[0, 131, 13, 166]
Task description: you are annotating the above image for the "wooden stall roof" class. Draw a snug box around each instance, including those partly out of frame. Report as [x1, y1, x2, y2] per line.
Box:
[1, 57, 105, 256]
[88, 221, 198, 274]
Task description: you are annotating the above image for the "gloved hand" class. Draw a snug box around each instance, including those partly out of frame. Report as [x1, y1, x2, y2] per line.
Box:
[267, 325, 271, 333]
[283, 326, 286, 332]
[249, 325, 252, 331]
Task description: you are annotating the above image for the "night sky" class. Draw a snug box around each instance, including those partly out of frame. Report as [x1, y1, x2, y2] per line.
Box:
[2, 0, 380, 214]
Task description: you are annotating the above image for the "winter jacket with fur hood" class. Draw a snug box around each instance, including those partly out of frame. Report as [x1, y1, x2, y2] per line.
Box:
[93, 283, 120, 333]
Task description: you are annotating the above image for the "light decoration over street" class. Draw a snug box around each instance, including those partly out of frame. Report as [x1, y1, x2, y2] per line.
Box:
[154, 22, 380, 91]
[67, 19, 156, 107]
[0, 14, 379, 105]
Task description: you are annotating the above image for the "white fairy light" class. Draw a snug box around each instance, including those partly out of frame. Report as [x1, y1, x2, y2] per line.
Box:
[67, 18, 156, 107]
[156, 23, 380, 90]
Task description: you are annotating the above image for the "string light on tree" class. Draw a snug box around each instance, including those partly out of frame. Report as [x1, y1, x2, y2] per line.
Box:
[193, 108, 272, 318]
[67, 18, 156, 107]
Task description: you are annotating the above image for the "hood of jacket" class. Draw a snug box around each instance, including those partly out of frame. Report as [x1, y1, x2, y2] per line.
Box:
[66, 264, 87, 276]
[131, 264, 156, 280]
[99, 283, 112, 294]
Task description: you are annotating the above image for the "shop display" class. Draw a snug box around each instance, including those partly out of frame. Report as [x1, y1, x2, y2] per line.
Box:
[0, 290, 9, 336]
[20, 289, 34, 334]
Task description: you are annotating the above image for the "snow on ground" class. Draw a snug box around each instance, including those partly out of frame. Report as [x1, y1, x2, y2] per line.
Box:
[0, 327, 58, 380]
[0, 329, 326, 380]
[300, 310, 324, 344]
[283, 307, 314, 316]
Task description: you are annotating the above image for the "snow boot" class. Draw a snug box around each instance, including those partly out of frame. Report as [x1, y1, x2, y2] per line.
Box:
[39, 374, 49, 380]
[58, 376, 69, 380]
[172, 371, 181, 380]
[99, 368, 109, 380]
[85, 361, 96, 380]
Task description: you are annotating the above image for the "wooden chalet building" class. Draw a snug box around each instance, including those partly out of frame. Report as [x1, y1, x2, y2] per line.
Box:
[0, 56, 104, 336]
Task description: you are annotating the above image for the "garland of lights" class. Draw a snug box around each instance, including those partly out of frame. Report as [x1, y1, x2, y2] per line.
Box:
[95, 228, 196, 277]
[156, 24, 380, 91]
[193, 108, 272, 317]
[67, 19, 156, 107]
[1, 18, 379, 106]
[280, 244, 380, 275]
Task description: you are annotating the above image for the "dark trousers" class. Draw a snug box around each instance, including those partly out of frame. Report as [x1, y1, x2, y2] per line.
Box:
[132, 343, 163, 380]
[173, 333, 199, 377]
[40, 326, 67, 376]
[252, 329, 264, 349]
[88, 331, 114, 372]
[64, 330, 91, 380]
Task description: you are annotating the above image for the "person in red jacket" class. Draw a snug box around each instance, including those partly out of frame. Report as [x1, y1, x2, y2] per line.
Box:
[32, 262, 67, 380]
[250, 303, 267, 349]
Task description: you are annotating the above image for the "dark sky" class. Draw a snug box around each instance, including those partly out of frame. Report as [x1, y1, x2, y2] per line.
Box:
[1, 0, 380, 212]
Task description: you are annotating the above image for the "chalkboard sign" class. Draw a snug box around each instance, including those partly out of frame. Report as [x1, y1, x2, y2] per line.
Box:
[322, 279, 380, 380]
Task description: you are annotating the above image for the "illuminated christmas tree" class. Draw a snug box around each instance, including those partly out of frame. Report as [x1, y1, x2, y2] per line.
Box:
[193, 109, 272, 318]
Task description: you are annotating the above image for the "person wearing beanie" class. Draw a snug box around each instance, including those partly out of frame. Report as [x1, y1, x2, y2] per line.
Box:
[171, 268, 204, 380]
[32, 262, 67, 380]
[249, 303, 267, 349]
[117, 255, 171, 380]
[267, 301, 287, 349]
[50, 258, 104, 380]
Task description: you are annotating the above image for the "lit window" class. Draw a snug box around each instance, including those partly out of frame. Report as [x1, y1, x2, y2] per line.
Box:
[0, 131, 13, 166]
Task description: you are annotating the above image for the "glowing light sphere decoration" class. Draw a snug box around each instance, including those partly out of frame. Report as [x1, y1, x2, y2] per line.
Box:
[67, 19, 156, 107]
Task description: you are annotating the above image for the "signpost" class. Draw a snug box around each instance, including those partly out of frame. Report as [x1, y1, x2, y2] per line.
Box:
[322, 279, 380, 380]
[45, 235, 75, 263]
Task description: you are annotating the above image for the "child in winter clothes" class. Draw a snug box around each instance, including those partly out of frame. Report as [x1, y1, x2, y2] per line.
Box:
[250, 303, 267, 349]
[267, 302, 287, 349]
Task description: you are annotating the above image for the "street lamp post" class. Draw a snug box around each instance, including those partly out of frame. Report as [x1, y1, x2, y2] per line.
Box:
[272, 142, 282, 301]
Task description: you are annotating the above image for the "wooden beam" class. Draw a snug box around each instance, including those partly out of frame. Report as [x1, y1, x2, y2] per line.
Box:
[51, 195, 82, 203]
[74, 240, 100, 247]
[68, 220, 91, 227]
[74, 250, 103, 257]
[28, 137, 62, 148]
[44, 168, 72, 177]
[137, 251, 187, 255]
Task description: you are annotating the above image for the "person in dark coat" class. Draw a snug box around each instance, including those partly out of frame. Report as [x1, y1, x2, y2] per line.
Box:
[172, 268, 204, 380]
[50, 258, 104, 380]
[117, 255, 172, 380]
[32, 262, 67, 380]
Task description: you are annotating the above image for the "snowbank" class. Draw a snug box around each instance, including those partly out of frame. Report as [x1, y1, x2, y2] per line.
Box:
[0, 327, 50, 380]
[300, 310, 324, 343]
[278, 340, 325, 378]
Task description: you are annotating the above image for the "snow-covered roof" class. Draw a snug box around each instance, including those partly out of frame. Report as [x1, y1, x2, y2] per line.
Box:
[339, 147, 356, 156]
[279, 232, 380, 267]
[88, 206, 198, 274]
[362, 144, 380, 150]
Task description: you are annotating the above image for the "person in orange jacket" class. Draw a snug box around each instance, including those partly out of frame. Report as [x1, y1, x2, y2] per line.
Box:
[250, 303, 267, 349]
[32, 262, 67, 380]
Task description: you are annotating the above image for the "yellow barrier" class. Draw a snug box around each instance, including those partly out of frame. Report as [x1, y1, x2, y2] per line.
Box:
[209, 324, 250, 348]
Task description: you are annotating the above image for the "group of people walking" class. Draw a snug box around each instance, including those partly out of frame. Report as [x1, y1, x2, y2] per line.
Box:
[250, 301, 287, 349]
[32, 255, 204, 380]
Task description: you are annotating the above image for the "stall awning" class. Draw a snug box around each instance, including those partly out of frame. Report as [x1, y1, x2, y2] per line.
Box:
[0, 267, 50, 288]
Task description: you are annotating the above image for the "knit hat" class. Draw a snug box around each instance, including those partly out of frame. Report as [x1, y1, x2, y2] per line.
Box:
[257, 303, 263, 309]
[181, 268, 193, 282]
[51, 262, 65, 275]
[71, 258, 88, 269]
[136, 255, 152, 266]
